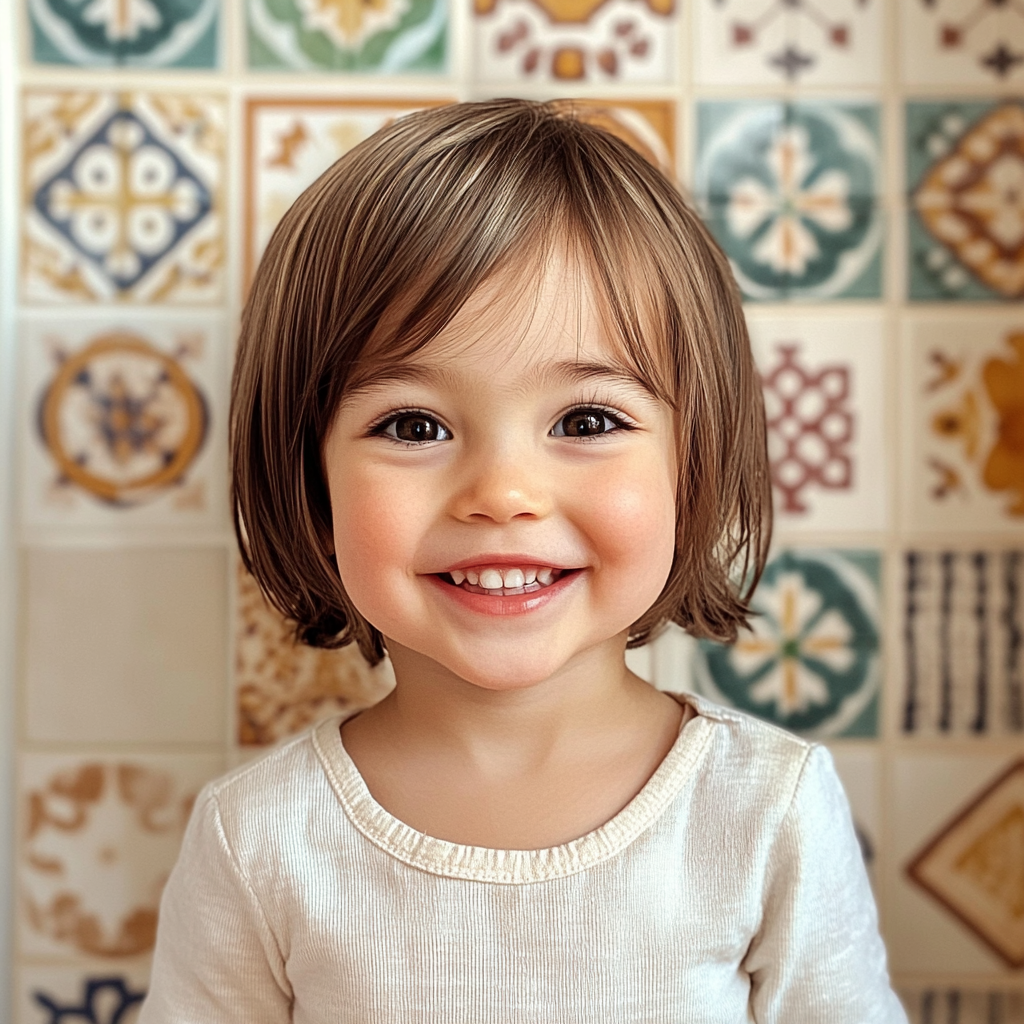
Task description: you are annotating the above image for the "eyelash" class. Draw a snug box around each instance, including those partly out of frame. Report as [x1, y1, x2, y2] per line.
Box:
[367, 403, 638, 446]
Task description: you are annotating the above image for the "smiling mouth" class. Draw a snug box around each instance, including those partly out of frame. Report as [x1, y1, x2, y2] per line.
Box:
[438, 566, 574, 596]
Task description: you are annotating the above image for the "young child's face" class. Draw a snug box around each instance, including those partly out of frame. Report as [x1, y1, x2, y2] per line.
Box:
[323, 249, 678, 690]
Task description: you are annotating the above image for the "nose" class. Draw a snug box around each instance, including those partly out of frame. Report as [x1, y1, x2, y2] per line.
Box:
[449, 446, 552, 524]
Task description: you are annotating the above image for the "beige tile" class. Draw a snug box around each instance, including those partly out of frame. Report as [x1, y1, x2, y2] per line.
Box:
[17, 964, 150, 1024]
[17, 752, 223, 960]
[24, 547, 228, 744]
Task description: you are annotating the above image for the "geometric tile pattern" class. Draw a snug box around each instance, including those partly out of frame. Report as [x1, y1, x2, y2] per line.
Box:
[22, 91, 225, 304]
[246, 0, 446, 70]
[693, 0, 882, 86]
[902, 550, 1024, 737]
[898, 989, 1024, 1024]
[696, 101, 882, 300]
[19, 318, 225, 530]
[907, 101, 1024, 302]
[33, 975, 146, 1023]
[29, 0, 218, 67]
[748, 314, 887, 532]
[18, 966, 152, 1024]
[902, 0, 1024, 86]
[906, 759, 1024, 968]
[902, 319, 1024, 531]
[691, 548, 881, 738]
[235, 562, 394, 746]
[473, 0, 676, 82]
[18, 753, 221, 959]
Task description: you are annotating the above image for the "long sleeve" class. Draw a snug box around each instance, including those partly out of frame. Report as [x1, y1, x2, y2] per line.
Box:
[743, 744, 907, 1024]
[138, 785, 294, 1024]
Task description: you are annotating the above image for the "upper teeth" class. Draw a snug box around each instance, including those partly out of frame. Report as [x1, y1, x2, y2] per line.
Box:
[449, 566, 558, 589]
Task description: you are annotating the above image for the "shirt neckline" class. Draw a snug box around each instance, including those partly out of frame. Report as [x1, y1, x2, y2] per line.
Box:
[311, 692, 717, 884]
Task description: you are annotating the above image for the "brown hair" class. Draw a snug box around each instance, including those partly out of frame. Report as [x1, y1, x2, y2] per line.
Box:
[231, 98, 771, 665]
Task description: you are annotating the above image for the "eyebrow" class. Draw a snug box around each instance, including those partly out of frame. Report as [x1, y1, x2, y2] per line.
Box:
[343, 359, 660, 402]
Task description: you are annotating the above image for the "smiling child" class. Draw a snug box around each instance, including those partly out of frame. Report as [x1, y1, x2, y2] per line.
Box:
[140, 99, 908, 1023]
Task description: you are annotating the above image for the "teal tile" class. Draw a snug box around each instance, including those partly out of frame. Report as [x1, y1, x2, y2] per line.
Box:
[247, 0, 446, 71]
[691, 548, 882, 739]
[29, 0, 219, 66]
[695, 100, 883, 301]
[906, 100, 1024, 302]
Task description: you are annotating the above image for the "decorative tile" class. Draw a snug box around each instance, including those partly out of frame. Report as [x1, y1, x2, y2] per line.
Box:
[907, 758, 1024, 968]
[18, 753, 222, 959]
[553, 99, 675, 174]
[29, 0, 218, 67]
[898, 989, 1024, 1024]
[890, 753, 1024, 975]
[747, 313, 886, 532]
[693, 0, 881, 86]
[902, 550, 1024, 738]
[695, 101, 882, 301]
[907, 101, 1024, 302]
[690, 549, 881, 738]
[22, 91, 225, 305]
[902, 0, 1024, 86]
[18, 967, 149, 1024]
[902, 317, 1024, 531]
[246, 0, 445, 71]
[245, 97, 449, 287]
[19, 317, 225, 531]
[236, 561, 393, 746]
[472, 0, 676, 83]
[23, 547, 228, 744]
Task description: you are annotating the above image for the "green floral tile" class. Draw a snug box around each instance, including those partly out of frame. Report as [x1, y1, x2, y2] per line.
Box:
[691, 549, 882, 738]
[247, 0, 446, 71]
[30, 0, 218, 67]
[695, 100, 883, 301]
[906, 100, 1024, 302]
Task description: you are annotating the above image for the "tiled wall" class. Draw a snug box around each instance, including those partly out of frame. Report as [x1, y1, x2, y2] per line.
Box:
[2, 0, 1023, 1019]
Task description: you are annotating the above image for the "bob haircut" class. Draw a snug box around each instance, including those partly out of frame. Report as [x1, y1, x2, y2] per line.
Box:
[231, 98, 772, 665]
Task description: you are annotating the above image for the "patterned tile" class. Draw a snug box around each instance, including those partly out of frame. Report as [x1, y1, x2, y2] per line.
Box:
[907, 759, 1024, 969]
[747, 313, 886, 532]
[235, 562, 393, 746]
[472, 0, 676, 83]
[890, 753, 1020, 975]
[24, 547, 228, 744]
[695, 101, 882, 301]
[17, 753, 222, 959]
[22, 92, 225, 305]
[898, 989, 1024, 1024]
[18, 967, 149, 1024]
[901, 317, 1024, 531]
[554, 99, 675, 174]
[907, 101, 1024, 302]
[29, 0, 218, 67]
[902, 0, 1024, 86]
[902, 550, 1024, 738]
[690, 549, 881, 738]
[245, 97, 450, 287]
[19, 317, 225, 530]
[246, 0, 445, 70]
[693, 0, 881, 86]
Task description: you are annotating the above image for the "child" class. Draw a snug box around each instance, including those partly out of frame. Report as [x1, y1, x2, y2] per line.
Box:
[141, 99, 908, 1023]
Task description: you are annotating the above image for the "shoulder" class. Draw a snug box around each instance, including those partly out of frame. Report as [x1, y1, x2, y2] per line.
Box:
[669, 691, 826, 821]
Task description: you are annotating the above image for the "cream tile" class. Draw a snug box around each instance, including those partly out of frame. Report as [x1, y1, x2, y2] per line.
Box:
[17, 752, 223, 960]
[19, 316, 227, 533]
[23, 547, 228, 744]
[747, 313, 887, 533]
[17, 964, 149, 1024]
[888, 753, 1022, 975]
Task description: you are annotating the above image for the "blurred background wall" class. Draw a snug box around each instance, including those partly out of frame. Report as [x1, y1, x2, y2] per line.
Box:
[2, 0, 1024, 1020]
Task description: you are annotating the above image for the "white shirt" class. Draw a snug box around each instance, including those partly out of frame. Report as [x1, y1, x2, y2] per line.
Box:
[140, 692, 908, 1023]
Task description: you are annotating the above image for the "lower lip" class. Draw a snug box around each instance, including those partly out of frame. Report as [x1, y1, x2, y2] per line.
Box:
[425, 570, 581, 616]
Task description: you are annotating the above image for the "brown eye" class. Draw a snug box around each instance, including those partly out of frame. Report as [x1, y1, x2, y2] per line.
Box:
[383, 414, 451, 443]
[553, 409, 618, 437]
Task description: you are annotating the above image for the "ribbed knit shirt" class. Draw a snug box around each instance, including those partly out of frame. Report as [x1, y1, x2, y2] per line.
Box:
[140, 692, 908, 1023]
